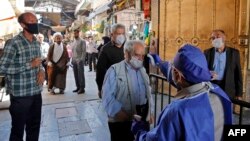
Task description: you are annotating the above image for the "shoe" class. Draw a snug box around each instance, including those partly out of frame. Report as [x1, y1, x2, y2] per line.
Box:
[49, 90, 55, 95]
[78, 89, 85, 94]
[59, 90, 64, 94]
[73, 88, 79, 93]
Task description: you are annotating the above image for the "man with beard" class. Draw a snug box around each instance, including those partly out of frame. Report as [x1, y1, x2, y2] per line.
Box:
[47, 32, 69, 94]
[71, 29, 86, 94]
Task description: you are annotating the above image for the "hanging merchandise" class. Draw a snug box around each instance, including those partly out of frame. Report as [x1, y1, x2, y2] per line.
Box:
[142, 0, 151, 19]
[143, 20, 150, 43]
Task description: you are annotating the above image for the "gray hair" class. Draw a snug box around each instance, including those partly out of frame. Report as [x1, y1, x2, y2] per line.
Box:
[37, 33, 44, 38]
[53, 32, 63, 39]
[124, 40, 145, 54]
[111, 23, 126, 34]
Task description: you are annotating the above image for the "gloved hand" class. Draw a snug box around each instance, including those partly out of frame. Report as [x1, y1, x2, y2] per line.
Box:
[131, 119, 148, 135]
[147, 54, 162, 66]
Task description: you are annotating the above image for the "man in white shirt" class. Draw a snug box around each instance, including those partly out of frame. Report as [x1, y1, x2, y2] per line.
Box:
[86, 36, 98, 71]
[37, 33, 50, 84]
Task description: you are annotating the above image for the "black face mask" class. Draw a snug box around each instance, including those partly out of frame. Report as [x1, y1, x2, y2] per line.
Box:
[24, 23, 39, 34]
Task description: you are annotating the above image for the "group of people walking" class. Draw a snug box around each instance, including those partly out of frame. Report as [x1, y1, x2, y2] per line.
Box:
[0, 11, 243, 141]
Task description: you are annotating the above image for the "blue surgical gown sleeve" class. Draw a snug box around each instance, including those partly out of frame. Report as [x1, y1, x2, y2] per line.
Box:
[135, 94, 215, 141]
[102, 67, 122, 118]
[135, 105, 182, 141]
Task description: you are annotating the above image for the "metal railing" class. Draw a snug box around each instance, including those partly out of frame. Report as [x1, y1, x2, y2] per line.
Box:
[149, 73, 173, 126]
[149, 73, 250, 126]
[230, 98, 250, 125]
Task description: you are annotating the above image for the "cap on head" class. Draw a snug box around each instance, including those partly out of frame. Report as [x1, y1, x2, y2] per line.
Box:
[173, 44, 211, 83]
[53, 32, 63, 39]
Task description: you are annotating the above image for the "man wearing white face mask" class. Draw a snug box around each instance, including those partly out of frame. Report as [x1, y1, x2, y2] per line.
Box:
[204, 29, 243, 113]
[102, 40, 154, 141]
[96, 23, 126, 98]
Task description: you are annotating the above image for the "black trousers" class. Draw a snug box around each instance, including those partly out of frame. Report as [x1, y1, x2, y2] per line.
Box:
[9, 94, 42, 141]
[108, 121, 134, 141]
[88, 53, 97, 71]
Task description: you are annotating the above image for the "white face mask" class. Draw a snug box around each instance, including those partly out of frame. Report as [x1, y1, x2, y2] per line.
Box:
[212, 38, 224, 48]
[115, 34, 125, 45]
[130, 56, 143, 69]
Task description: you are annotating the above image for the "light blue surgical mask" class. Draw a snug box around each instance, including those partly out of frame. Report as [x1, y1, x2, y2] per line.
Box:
[115, 34, 126, 45]
[130, 56, 143, 69]
[212, 38, 224, 48]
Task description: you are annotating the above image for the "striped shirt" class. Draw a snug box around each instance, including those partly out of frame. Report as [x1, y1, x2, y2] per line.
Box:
[0, 32, 42, 97]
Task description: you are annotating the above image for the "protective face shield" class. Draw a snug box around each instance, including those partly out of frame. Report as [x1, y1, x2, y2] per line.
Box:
[24, 23, 39, 34]
[212, 38, 224, 48]
[130, 56, 143, 69]
[115, 34, 126, 45]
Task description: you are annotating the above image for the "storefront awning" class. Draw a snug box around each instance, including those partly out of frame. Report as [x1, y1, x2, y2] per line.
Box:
[87, 1, 111, 20]
[74, 0, 92, 16]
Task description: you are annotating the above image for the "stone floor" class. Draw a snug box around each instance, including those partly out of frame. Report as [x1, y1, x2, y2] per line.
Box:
[0, 66, 250, 141]
[0, 67, 110, 141]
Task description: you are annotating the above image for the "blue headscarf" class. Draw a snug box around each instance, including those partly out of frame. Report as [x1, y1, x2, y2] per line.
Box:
[173, 44, 212, 83]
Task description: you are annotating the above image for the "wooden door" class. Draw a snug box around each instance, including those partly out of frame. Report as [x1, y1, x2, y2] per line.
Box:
[151, 0, 249, 98]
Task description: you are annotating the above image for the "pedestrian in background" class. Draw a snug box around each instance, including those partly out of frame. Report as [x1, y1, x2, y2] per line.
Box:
[0, 12, 45, 141]
[47, 32, 69, 94]
[96, 23, 126, 98]
[37, 33, 50, 85]
[97, 36, 111, 58]
[86, 36, 98, 72]
[132, 44, 232, 141]
[71, 29, 86, 94]
[204, 29, 243, 114]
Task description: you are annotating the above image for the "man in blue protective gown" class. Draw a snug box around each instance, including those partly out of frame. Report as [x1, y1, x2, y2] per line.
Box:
[131, 44, 232, 141]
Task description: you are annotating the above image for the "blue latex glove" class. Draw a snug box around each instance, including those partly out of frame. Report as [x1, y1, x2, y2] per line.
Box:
[147, 54, 162, 66]
[131, 119, 148, 135]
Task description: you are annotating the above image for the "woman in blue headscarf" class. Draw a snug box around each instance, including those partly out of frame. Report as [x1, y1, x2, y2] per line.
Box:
[131, 44, 232, 141]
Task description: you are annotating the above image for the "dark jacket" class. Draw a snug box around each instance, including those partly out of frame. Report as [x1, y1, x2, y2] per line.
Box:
[96, 42, 124, 91]
[204, 46, 243, 98]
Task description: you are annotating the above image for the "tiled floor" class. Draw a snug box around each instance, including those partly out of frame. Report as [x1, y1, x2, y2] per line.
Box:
[1, 67, 250, 141]
[0, 67, 110, 141]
